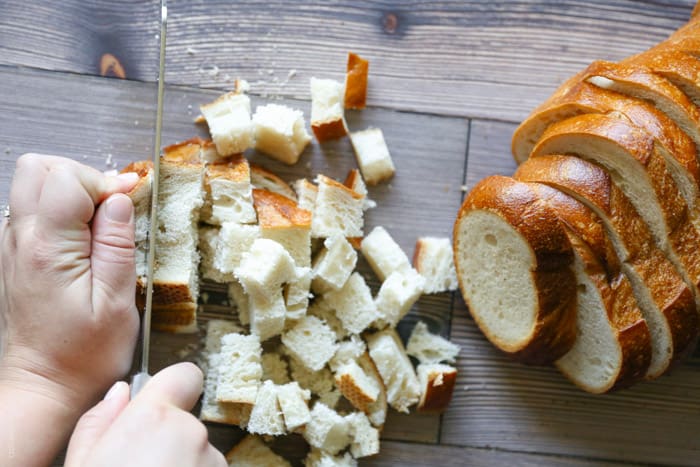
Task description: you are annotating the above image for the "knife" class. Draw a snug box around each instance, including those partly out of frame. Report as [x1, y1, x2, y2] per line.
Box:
[130, 0, 168, 398]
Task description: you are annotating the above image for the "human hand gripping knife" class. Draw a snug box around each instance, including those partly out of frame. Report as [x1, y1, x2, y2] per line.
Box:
[130, 0, 168, 398]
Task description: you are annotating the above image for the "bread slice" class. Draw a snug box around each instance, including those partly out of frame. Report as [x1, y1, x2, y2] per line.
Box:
[310, 77, 348, 141]
[249, 163, 298, 201]
[346, 411, 380, 458]
[281, 315, 339, 371]
[453, 175, 577, 364]
[311, 234, 358, 294]
[344, 52, 369, 110]
[624, 49, 700, 106]
[360, 226, 412, 282]
[152, 152, 205, 331]
[531, 113, 700, 306]
[225, 435, 291, 467]
[323, 272, 380, 335]
[304, 449, 357, 467]
[303, 402, 352, 455]
[200, 91, 254, 156]
[276, 381, 311, 432]
[216, 333, 263, 404]
[374, 268, 425, 328]
[366, 328, 421, 413]
[583, 60, 700, 153]
[512, 79, 700, 224]
[311, 175, 365, 238]
[349, 128, 396, 185]
[416, 363, 457, 414]
[515, 155, 698, 378]
[120, 160, 152, 289]
[413, 237, 459, 293]
[247, 380, 285, 436]
[201, 154, 257, 225]
[406, 321, 461, 365]
[252, 103, 311, 165]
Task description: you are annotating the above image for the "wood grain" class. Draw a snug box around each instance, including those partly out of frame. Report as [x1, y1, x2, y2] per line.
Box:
[443, 294, 700, 466]
[0, 1, 696, 122]
[0, 66, 467, 452]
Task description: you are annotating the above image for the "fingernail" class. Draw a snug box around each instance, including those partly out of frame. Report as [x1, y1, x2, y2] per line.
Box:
[104, 195, 134, 223]
[104, 381, 126, 400]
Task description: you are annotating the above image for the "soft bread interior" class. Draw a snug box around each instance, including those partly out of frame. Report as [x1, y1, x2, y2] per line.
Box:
[556, 246, 621, 392]
[454, 210, 537, 351]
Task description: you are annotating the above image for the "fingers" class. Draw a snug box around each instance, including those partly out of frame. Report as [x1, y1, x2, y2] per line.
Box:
[64, 381, 130, 467]
[90, 193, 137, 312]
[134, 363, 204, 412]
[11, 153, 139, 225]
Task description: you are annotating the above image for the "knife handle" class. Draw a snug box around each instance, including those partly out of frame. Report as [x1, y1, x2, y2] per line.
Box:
[130, 371, 152, 399]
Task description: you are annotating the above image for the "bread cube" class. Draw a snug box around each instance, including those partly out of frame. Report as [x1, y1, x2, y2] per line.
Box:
[307, 296, 347, 341]
[312, 234, 358, 294]
[361, 225, 411, 281]
[413, 236, 459, 293]
[235, 238, 298, 294]
[310, 77, 347, 141]
[357, 353, 387, 427]
[250, 163, 298, 201]
[200, 92, 254, 156]
[323, 272, 379, 335]
[293, 178, 318, 213]
[329, 335, 366, 371]
[228, 280, 250, 326]
[276, 381, 311, 432]
[344, 52, 369, 110]
[312, 174, 365, 238]
[216, 222, 261, 275]
[216, 333, 263, 405]
[374, 268, 426, 328]
[204, 319, 244, 355]
[344, 168, 376, 211]
[406, 321, 461, 364]
[201, 155, 257, 225]
[248, 291, 287, 341]
[303, 403, 351, 455]
[346, 411, 380, 458]
[225, 435, 290, 467]
[198, 226, 231, 283]
[247, 380, 285, 436]
[200, 352, 252, 427]
[366, 329, 420, 413]
[282, 315, 339, 371]
[334, 360, 381, 413]
[253, 103, 311, 164]
[349, 128, 395, 185]
[416, 363, 458, 414]
[304, 449, 357, 467]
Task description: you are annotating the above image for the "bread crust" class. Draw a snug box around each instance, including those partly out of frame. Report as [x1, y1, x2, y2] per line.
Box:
[312, 119, 348, 142]
[345, 52, 369, 110]
[252, 188, 311, 229]
[524, 182, 652, 392]
[624, 49, 700, 106]
[163, 136, 215, 164]
[532, 113, 700, 306]
[454, 175, 577, 365]
[249, 163, 297, 201]
[417, 366, 457, 414]
[515, 155, 698, 376]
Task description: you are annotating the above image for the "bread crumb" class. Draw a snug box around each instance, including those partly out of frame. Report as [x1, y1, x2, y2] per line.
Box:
[460, 185, 468, 192]
[463, 385, 470, 391]
[4, 147, 10, 155]
[176, 342, 198, 359]
[134, 120, 139, 126]
[287, 69, 297, 80]
[105, 153, 113, 166]
[187, 46, 197, 55]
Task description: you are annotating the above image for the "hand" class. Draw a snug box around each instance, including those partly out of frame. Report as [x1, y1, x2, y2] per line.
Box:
[65, 363, 226, 467]
[0, 154, 141, 410]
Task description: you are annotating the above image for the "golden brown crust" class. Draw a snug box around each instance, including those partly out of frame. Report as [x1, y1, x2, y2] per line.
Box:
[624, 49, 700, 104]
[335, 371, 375, 413]
[317, 174, 364, 201]
[417, 367, 457, 414]
[357, 352, 387, 429]
[252, 188, 311, 229]
[345, 52, 369, 110]
[151, 301, 198, 333]
[454, 175, 577, 365]
[311, 118, 348, 142]
[524, 182, 652, 392]
[163, 137, 212, 164]
[515, 155, 699, 372]
[249, 163, 297, 201]
[343, 168, 363, 191]
[204, 402, 252, 428]
[206, 154, 250, 183]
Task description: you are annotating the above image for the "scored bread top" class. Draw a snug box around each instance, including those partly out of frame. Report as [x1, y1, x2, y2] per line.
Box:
[206, 153, 250, 182]
[454, 175, 577, 364]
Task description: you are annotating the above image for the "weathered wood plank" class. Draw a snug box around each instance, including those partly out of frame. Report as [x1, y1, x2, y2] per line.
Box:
[465, 119, 519, 189]
[0, 1, 696, 121]
[443, 292, 700, 466]
[364, 440, 639, 467]
[0, 66, 468, 452]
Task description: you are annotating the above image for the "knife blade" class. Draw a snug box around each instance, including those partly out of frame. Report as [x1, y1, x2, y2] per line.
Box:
[130, 0, 168, 398]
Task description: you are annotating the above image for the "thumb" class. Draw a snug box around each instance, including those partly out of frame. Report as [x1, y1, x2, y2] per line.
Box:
[90, 193, 137, 312]
[65, 381, 130, 467]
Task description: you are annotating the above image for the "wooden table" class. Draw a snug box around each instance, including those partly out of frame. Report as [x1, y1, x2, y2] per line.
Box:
[1, 1, 699, 465]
